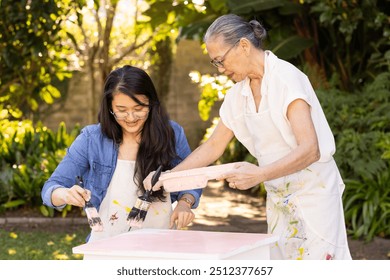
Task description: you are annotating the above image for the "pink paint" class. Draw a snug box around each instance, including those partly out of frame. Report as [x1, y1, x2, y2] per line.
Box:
[325, 253, 333, 260]
[73, 229, 278, 259]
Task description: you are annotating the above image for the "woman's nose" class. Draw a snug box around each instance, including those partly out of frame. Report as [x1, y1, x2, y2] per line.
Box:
[124, 112, 136, 121]
[217, 66, 225, 73]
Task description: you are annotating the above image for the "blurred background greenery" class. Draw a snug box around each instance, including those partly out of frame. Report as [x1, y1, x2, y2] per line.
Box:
[0, 0, 389, 245]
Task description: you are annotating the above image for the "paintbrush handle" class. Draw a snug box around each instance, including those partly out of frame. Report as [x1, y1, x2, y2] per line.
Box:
[76, 176, 94, 205]
[140, 165, 163, 200]
[75, 176, 103, 231]
[151, 165, 163, 186]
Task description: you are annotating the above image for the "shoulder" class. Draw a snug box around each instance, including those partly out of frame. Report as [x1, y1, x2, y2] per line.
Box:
[169, 120, 184, 132]
[78, 123, 110, 143]
[80, 123, 102, 135]
[73, 124, 115, 155]
[266, 51, 308, 88]
[169, 120, 189, 144]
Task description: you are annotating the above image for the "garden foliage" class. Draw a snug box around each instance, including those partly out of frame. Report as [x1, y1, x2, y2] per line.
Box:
[0, 120, 80, 216]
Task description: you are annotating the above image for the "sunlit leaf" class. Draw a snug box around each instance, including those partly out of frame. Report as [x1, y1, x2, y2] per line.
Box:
[8, 249, 17, 255]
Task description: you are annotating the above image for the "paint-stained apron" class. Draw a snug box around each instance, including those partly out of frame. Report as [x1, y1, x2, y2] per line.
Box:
[244, 108, 352, 260]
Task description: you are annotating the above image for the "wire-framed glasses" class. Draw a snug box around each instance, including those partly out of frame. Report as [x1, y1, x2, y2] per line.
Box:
[110, 108, 149, 120]
[210, 39, 241, 68]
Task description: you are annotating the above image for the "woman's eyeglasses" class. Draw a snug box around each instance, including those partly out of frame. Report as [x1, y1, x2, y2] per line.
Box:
[210, 39, 240, 68]
[110, 109, 149, 120]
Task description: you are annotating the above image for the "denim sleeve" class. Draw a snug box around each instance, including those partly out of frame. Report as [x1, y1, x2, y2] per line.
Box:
[41, 129, 90, 209]
[169, 121, 202, 208]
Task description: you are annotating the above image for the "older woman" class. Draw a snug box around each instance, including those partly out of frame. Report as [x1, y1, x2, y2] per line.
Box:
[146, 14, 351, 260]
[42, 65, 202, 242]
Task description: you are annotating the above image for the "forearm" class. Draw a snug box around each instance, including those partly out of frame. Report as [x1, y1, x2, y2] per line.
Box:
[172, 142, 221, 172]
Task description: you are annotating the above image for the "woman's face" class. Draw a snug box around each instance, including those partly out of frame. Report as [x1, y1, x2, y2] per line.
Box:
[111, 93, 149, 137]
[206, 37, 247, 82]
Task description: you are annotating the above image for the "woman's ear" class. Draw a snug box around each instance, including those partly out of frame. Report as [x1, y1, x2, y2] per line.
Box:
[238, 38, 252, 56]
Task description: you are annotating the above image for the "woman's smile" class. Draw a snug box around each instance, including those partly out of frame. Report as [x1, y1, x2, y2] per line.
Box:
[124, 119, 140, 127]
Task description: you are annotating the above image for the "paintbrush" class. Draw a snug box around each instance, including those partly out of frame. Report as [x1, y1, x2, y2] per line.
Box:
[76, 176, 104, 232]
[127, 165, 163, 229]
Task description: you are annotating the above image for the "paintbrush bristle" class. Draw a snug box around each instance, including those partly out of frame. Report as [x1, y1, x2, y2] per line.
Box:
[127, 198, 152, 228]
[127, 165, 163, 229]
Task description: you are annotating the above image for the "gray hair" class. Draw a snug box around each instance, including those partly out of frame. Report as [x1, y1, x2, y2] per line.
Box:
[203, 14, 267, 49]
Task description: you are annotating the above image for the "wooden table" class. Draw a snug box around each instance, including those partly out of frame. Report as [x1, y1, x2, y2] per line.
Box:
[72, 229, 279, 260]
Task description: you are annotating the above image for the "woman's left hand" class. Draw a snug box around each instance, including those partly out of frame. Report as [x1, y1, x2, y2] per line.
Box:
[216, 161, 264, 190]
[170, 201, 195, 229]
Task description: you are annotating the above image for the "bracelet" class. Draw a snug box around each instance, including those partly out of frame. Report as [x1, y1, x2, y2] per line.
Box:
[179, 197, 193, 207]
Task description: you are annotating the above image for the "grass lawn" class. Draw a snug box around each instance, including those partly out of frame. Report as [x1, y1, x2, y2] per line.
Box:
[0, 227, 90, 260]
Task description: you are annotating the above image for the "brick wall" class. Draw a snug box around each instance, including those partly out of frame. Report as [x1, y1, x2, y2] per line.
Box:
[166, 39, 219, 149]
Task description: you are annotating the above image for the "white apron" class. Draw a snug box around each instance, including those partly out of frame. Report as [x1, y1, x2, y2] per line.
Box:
[244, 95, 351, 260]
[89, 160, 172, 242]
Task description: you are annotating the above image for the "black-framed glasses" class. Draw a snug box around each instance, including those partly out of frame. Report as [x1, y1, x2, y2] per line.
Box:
[210, 39, 241, 68]
[110, 108, 149, 120]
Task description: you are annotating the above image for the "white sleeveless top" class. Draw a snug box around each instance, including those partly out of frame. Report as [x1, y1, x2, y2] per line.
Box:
[88, 160, 173, 242]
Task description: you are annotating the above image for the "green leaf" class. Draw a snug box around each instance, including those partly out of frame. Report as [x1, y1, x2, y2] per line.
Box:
[228, 0, 284, 14]
[270, 35, 314, 60]
[208, 0, 228, 12]
[2, 199, 26, 208]
[39, 205, 50, 217]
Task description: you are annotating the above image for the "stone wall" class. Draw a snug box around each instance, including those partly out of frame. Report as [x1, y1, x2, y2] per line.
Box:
[43, 39, 219, 150]
[166, 39, 219, 149]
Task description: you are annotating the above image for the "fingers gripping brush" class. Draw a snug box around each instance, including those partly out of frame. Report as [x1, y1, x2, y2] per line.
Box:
[127, 165, 163, 229]
[76, 176, 103, 232]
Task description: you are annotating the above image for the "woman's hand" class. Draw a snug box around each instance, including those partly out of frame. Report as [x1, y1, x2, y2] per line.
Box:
[216, 161, 264, 190]
[170, 200, 195, 229]
[143, 170, 165, 192]
[52, 185, 91, 207]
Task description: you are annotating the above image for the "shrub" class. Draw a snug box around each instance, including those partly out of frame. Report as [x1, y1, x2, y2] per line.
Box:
[317, 72, 390, 240]
[0, 120, 80, 216]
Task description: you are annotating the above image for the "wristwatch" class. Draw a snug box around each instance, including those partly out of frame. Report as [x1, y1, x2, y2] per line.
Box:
[179, 196, 194, 207]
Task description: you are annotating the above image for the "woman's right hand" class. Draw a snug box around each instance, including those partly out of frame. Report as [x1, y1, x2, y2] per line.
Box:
[143, 171, 164, 192]
[51, 185, 91, 207]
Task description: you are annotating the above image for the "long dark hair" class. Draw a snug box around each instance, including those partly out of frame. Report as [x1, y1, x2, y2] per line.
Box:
[98, 65, 177, 201]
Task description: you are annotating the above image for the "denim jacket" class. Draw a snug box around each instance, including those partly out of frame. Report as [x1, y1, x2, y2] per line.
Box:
[41, 121, 202, 210]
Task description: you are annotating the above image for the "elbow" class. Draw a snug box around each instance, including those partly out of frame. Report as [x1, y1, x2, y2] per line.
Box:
[310, 143, 321, 163]
[301, 139, 320, 165]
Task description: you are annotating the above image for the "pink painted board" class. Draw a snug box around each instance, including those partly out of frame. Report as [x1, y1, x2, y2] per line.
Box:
[159, 163, 237, 192]
[73, 229, 278, 259]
